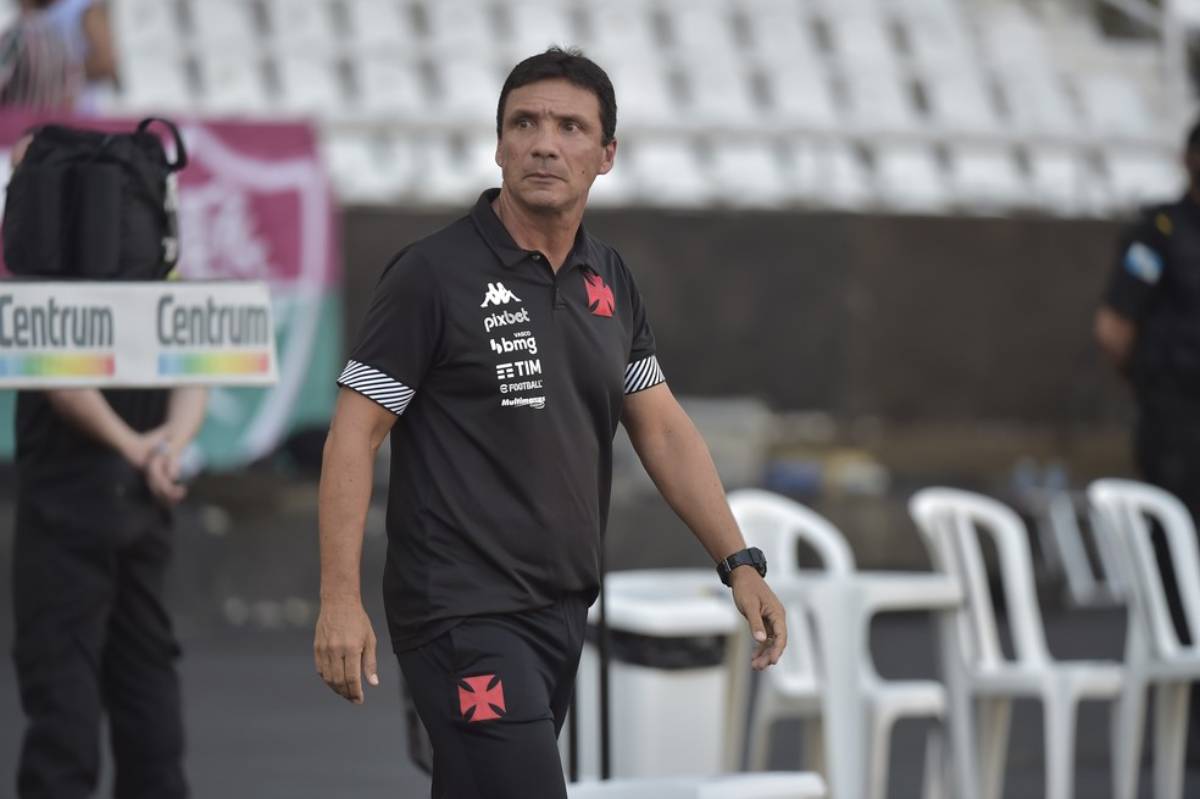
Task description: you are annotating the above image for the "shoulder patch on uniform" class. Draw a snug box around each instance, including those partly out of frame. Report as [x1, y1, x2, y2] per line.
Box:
[1124, 241, 1164, 285]
[1155, 212, 1173, 236]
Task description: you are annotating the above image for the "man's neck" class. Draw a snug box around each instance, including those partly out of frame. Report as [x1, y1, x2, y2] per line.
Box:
[492, 190, 583, 272]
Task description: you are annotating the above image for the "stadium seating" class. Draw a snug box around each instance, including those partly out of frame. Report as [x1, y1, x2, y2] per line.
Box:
[106, 0, 1188, 213]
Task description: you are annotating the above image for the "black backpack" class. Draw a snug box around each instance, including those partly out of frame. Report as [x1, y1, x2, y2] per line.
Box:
[2, 117, 188, 280]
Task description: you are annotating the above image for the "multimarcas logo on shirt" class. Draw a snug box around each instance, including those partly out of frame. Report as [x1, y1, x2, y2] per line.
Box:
[480, 282, 522, 308]
[583, 270, 615, 317]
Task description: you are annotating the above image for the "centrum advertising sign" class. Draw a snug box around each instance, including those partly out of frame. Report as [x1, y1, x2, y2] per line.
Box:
[0, 281, 277, 388]
[0, 114, 341, 469]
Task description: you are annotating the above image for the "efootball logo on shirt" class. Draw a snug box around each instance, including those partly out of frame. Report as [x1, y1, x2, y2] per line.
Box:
[480, 282, 522, 308]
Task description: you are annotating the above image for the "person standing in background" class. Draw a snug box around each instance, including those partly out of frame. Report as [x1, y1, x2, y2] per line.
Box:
[0, 0, 116, 111]
[1095, 117, 1200, 755]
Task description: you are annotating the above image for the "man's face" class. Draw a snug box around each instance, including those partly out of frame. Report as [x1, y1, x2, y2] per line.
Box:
[496, 78, 616, 214]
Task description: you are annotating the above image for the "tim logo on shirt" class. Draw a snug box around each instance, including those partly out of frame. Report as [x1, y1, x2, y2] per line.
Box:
[583, 271, 615, 318]
[481, 282, 522, 308]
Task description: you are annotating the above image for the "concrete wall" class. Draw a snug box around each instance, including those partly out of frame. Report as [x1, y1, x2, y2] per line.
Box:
[341, 206, 1133, 427]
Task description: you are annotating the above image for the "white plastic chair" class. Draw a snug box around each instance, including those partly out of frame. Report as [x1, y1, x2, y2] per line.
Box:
[729, 489, 946, 799]
[568, 772, 826, 799]
[1022, 487, 1127, 608]
[909, 488, 1123, 799]
[1088, 479, 1200, 799]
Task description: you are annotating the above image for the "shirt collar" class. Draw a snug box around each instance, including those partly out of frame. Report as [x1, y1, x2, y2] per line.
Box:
[470, 188, 593, 272]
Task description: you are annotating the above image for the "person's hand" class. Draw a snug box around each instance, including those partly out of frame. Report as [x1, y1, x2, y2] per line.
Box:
[730, 568, 788, 671]
[314, 598, 379, 704]
[144, 445, 187, 506]
[120, 428, 166, 470]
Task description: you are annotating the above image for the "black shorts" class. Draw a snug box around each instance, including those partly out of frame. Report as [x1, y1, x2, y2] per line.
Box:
[398, 593, 590, 799]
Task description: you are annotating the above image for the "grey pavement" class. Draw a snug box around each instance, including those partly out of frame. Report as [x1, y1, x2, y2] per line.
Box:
[2, 475, 1200, 798]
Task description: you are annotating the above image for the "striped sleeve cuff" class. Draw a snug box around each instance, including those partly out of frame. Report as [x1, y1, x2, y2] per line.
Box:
[624, 355, 666, 395]
[337, 359, 415, 415]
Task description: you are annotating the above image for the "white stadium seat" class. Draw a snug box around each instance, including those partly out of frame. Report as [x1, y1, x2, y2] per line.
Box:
[875, 144, 952, 213]
[422, 0, 496, 52]
[629, 139, 713, 208]
[792, 139, 874, 210]
[112, 0, 182, 49]
[925, 73, 1002, 137]
[711, 141, 793, 209]
[505, 0, 579, 59]
[323, 131, 415, 204]
[99, 0, 1176, 212]
[276, 56, 346, 118]
[949, 145, 1030, 213]
[264, 0, 338, 52]
[1105, 149, 1186, 210]
[343, 0, 417, 49]
[187, 0, 259, 46]
[117, 51, 194, 113]
[197, 51, 269, 116]
[355, 56, 427, 119]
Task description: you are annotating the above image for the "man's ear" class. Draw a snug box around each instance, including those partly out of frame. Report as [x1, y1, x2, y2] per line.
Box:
[597, 138, 617, 176]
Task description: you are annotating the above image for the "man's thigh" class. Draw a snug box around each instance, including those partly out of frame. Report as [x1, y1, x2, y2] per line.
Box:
[399, 616, 569, 799]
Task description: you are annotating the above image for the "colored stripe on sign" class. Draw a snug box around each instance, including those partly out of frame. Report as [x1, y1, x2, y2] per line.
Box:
[0, 354, 115, 377]
[158, 352, 272, 376]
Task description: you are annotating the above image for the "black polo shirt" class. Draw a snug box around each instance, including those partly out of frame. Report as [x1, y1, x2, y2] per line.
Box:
[338, 189, 666, 652]
[1106, 193, 1200, 401]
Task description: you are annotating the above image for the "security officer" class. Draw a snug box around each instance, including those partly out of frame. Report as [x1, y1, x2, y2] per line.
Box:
[1096, 119, 1200, 737]
[314, 48, 788, 799]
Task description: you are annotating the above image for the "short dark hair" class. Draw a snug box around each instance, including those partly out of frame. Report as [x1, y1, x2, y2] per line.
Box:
[1188, 118, 1200, 154]
[496, 47, 617, 146]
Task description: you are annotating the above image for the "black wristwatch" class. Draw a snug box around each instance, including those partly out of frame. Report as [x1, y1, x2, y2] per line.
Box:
[717, 547, 767, 587]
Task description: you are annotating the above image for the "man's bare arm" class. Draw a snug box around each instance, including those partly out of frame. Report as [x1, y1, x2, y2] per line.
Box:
[144, 387, 208, 506]
[1094, 306, 1138, 374]
[314, 388, 396, 703]
[81, 3, 119, 83]
[45, 388, 158, 466]
[622, 383, 787, 671]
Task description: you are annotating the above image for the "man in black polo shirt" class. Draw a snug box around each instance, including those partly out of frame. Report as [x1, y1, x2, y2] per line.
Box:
[314, 48, 787, 797]
[1096, 118, 1200, 747]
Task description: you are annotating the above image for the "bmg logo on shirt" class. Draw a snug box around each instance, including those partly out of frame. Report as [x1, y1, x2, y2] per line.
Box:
[490, 334, 538, 356]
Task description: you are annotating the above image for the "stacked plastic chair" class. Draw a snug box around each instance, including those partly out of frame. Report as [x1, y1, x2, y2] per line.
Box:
[729, 489, 946, 799]
[1088, 479, 1200, 799]
[909, 488, 1123, 799]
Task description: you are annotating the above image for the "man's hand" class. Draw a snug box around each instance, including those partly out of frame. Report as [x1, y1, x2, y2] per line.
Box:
[122, 428, 167, 470]
[730, 568, 787, 671]
[144, 446, 187, 506]
[314, 598, 379, 704]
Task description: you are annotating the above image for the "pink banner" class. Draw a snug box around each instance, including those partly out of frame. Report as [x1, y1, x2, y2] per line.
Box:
[0, 112, 340, 288]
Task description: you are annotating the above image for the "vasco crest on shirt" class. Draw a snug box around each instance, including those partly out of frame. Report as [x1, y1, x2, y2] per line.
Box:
[582, 268, 615, 318]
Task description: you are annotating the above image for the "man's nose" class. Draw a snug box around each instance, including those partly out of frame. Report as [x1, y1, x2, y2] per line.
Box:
[530, 125, 559, 159]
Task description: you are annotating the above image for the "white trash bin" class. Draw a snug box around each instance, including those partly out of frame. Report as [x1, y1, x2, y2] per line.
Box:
[566, 569, 742, 780]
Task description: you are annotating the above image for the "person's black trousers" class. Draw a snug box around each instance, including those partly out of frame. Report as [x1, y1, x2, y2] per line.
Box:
[11, 478, 187, 799]
[1137, 405, 1200, 754]
[397, 593, 589, 799]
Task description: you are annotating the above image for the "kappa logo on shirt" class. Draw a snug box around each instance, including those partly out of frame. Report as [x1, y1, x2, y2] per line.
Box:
[480, 282, 522, 308]
[583, 270, 615, 318]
